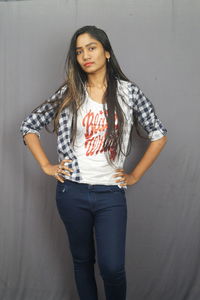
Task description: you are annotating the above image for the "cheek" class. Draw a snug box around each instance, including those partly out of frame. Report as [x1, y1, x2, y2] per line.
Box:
[76, 56, 81, 64]
[96, 54, 106, 65]
[76, 58, 84, 69]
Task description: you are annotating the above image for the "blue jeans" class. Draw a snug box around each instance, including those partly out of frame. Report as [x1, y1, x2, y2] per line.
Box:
[55, 179, 127, 300]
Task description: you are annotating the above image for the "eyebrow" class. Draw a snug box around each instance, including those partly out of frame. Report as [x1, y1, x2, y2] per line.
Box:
[75, 42, 97, 50]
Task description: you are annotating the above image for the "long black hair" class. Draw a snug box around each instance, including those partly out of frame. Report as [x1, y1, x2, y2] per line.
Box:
[32, 25, 151, 166]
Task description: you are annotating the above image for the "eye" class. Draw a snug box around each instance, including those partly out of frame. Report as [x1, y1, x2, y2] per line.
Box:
[76, 47, 96, 55]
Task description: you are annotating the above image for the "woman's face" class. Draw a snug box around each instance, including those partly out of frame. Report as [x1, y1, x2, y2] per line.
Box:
[75, 33, 110, 74]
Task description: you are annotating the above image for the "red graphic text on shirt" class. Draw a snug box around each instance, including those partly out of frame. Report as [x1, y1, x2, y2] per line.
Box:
[82, 109, 118, 160]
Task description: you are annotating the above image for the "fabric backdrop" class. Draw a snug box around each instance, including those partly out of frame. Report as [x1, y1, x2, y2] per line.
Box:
[0, 0, 199, 299]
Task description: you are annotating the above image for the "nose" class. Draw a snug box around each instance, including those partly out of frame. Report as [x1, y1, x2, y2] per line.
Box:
[82, 49, 91, 61]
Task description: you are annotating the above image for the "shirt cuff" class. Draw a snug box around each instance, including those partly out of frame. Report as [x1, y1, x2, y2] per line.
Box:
[148, 130, 166, 141]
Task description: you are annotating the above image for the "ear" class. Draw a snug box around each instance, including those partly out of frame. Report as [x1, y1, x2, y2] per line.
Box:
[105, 51, 110, 59]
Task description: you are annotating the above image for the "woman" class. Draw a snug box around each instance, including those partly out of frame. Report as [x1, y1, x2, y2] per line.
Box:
[20, 25, 167, 300]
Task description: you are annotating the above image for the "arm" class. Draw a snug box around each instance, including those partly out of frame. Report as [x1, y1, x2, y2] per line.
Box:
[20, 84, 67, 146]
[114, 136, 167, 186]
[130, 135, 167, 181]
[19, 84, 72, 181]
[23, 133, 72, 181]
[23, 133, 51, 170]
[114, 83, 168, 186]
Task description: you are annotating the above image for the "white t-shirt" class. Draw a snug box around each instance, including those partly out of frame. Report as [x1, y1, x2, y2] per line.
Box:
[73, 89, 131, 187]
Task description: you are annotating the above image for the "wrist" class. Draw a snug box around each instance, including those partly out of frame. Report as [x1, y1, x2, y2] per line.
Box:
[40, 161, 51, 170]
[130, 172, 141, 182]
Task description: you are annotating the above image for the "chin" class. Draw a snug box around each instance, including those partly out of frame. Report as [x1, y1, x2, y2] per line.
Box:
[84, 68, 98, 74]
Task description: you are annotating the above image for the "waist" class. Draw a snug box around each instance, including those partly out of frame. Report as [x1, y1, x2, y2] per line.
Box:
[60, 178, 127, 190]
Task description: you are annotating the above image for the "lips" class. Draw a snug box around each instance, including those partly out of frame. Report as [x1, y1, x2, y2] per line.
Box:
[84, 62, 94, 67]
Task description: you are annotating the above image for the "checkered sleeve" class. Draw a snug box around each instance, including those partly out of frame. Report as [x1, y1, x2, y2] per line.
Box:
[131, 83, 168, 141]
[20, 84, 67, 146]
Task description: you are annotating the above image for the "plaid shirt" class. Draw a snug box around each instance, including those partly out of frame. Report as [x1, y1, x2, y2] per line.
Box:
[20, 79, 167, 183]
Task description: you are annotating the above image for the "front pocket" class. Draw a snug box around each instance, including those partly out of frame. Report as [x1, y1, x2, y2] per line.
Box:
[56, 181, 70, 194]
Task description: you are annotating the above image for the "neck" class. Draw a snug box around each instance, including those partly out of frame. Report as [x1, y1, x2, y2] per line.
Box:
[86, 68, 107, 89]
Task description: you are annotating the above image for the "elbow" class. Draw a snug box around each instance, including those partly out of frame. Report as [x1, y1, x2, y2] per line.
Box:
[19, 124, 40, 146]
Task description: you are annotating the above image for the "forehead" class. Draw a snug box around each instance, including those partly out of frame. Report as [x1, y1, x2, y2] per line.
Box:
[76, 33, 100, 48]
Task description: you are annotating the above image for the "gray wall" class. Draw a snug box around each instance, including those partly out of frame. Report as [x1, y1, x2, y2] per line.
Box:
[0, 0, 200, 299]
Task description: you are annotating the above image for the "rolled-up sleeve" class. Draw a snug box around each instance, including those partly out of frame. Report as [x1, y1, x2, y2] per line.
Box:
[20, 84, 67, 146]
[130, 83, 168, 141]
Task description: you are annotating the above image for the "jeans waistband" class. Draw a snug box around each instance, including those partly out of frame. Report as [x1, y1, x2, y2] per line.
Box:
[58, 179, 126, 191]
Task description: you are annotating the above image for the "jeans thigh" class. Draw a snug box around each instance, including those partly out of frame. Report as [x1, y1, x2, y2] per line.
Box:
[94, 188, 127, 272]
[55, 180, 95, 260]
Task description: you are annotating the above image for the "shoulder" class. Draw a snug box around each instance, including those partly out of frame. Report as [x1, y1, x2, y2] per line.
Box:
[116, 79, 140, 107]
[47, 82, 68, 102]
[117, 79, 140, 95]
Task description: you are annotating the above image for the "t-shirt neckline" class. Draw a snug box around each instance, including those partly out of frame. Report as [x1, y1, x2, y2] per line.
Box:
[84, 85, 107, 106]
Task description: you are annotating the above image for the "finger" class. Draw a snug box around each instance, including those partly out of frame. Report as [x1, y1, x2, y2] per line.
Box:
[57, 176, 64, 183]
[114, 175, 125, 182]
[115, 179, 125, 183]
[117, 180, 127, 185]
[119, 183, 127, 187]
[61, 159, 72, 164]
[54, 174, 64, 183]
[62, 166, 73, 172]
[112, 172, 124, 178]
[114, 170, 124, 174]
[59, 170, 71, 176]
[120, 182, 127, 186]
[57, 165, 62, 171]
